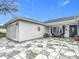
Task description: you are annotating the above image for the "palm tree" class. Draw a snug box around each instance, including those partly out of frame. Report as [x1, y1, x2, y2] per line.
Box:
[0, 0, 18, 16]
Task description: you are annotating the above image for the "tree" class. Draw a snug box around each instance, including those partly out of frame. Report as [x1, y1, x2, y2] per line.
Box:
[0, 0, 18, 16]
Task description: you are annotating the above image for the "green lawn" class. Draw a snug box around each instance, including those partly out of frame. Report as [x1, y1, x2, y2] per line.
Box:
[0, 32, 6, 38]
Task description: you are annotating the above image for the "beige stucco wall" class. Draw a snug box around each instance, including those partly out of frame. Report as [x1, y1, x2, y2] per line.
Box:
[19, 21, 47, 42]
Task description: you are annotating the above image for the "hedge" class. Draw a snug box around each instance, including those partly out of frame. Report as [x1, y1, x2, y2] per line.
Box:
[0, 32, 6, 38]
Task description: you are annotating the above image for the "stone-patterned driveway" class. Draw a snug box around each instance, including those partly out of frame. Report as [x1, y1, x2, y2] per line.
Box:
[0, 37, 79, 59]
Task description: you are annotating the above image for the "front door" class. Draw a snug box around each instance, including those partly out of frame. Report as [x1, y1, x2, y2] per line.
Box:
[69, 25, 77, 37]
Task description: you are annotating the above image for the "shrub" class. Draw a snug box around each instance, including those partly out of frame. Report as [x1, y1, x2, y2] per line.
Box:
[43, 33, 49, 38]
[0, 32, 6, 38]
[74, 36, 79, 41]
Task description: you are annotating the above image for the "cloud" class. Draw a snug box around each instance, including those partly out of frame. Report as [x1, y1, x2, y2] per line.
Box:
[58, 0, 65, 7]
[58, 0, 70, 7]
[62, 0, 69, 6]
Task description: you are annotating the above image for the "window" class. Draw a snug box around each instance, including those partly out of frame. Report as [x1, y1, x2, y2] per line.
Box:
[53, 27, 59, 33]
[38, 27, 41, 31]
[53, 27, 63, 33]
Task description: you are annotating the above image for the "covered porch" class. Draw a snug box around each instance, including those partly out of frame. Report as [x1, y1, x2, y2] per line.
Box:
[48, 22, 79, 38]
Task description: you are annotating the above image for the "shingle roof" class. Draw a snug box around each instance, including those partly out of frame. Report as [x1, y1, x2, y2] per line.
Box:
[4, 17, 47, 26]
[45, 16, 75, 23]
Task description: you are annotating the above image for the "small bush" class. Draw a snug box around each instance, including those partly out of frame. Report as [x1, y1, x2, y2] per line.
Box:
[43, 33, 49, 38]
[0, 32, 6, 38]
[74, 36, 79, 41]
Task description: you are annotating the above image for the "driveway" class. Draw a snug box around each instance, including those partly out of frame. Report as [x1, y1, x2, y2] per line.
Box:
[0, 37, 79, 59]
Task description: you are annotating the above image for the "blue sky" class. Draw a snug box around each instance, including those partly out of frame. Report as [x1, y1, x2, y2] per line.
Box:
[0, 0, 79, 24]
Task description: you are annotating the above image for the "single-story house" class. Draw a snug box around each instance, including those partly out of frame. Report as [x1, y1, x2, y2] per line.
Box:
[0, 24, 6, 33]
[4, 15, 79, 42]
[5, 17, 48, 42]
[45, 16, 79, 37]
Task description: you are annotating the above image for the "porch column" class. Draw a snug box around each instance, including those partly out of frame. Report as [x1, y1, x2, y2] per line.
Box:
[48, 26, 52, 36]
[64, 25, 69, 37]
[76, 16, 79, 36]
[77, 24, 79, 36]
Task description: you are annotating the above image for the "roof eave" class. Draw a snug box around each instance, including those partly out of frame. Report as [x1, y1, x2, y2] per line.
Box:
[4, 17, 48, 27]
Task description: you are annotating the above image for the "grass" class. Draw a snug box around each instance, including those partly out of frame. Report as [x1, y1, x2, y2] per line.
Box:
[0, 32, 6, 38]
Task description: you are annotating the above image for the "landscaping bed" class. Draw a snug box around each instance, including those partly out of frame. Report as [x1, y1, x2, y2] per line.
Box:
[0, 32, 6, 38]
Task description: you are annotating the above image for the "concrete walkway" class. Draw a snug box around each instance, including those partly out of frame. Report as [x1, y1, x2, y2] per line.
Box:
[0, 37, 79, 59]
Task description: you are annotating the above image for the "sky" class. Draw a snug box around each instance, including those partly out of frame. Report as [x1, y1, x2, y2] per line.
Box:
[0, 0, 79, 24]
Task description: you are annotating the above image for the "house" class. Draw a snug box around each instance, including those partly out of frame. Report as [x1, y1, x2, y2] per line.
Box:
[0, 24, 6, 33]
[5, 17, 48, 42]
[5, 15, 79, 42]
[45, 16, 79, 37]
